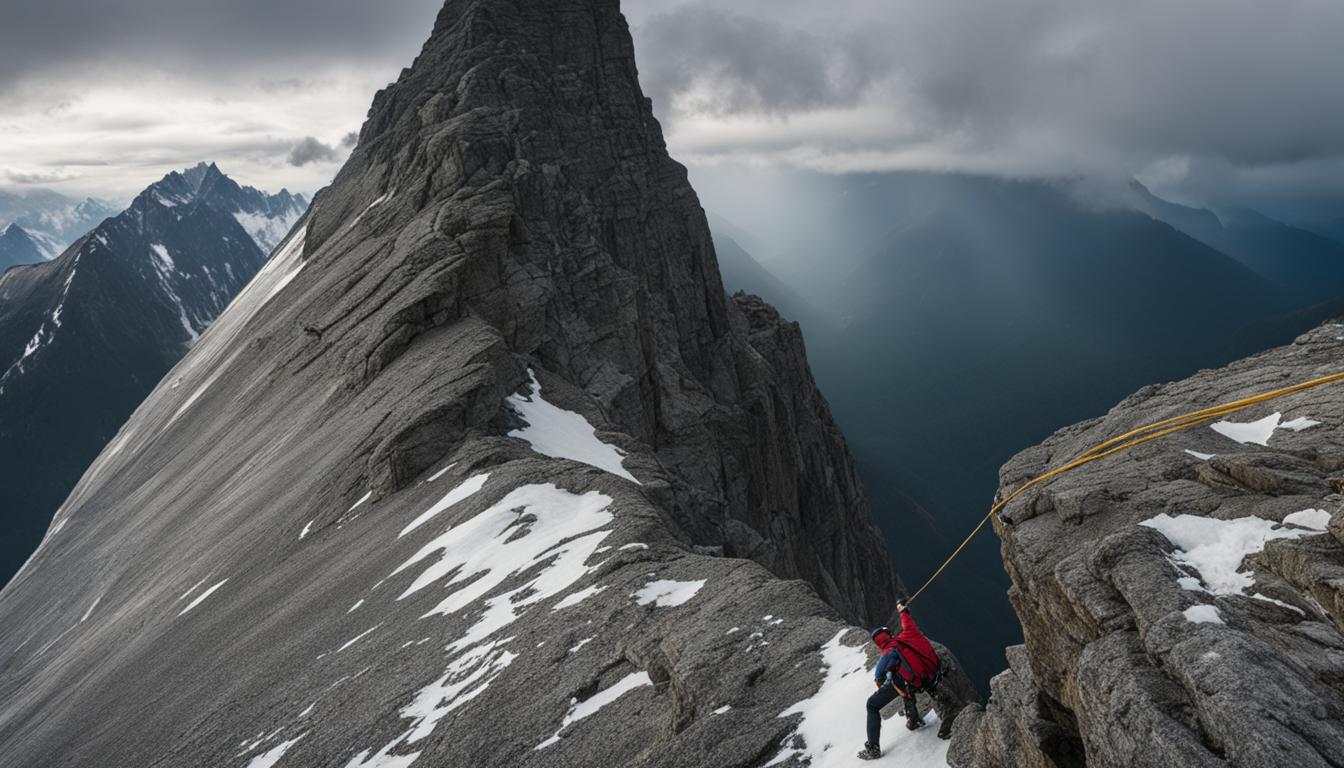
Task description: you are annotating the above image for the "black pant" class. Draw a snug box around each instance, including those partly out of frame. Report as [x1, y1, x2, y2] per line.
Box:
[866, 682, 919, 744]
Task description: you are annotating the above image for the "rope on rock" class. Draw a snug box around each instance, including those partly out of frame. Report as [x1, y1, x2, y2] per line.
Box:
[905, 369, 1344, 606]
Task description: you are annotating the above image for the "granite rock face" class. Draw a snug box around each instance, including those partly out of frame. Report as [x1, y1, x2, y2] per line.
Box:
[0, 2, 961, 766]
[951, 322, 1344, 767]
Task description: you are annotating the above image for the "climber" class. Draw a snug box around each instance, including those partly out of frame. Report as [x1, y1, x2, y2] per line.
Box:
[857, 600, 954, 760]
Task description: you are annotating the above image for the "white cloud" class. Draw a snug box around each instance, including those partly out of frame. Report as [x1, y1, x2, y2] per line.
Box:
[0, 68, 380, 200]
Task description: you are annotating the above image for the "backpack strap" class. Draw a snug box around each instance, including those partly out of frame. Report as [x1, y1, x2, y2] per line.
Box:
[895, 639, 942, 674]
[884, 645, 921, 687]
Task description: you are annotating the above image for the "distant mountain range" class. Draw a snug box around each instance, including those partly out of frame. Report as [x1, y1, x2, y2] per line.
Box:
[0, 191, 119, 270]
[711, 171, 1344, 689]
[0, 166, 304, 276]
[0, 225, 51, 272]
[1125, 180, 1344, 304]
[0, 164, 307, 588]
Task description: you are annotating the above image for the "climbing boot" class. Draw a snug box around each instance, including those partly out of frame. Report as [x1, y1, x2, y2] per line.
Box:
[857, 743, 882, 760]
[903, 695, 924, 730]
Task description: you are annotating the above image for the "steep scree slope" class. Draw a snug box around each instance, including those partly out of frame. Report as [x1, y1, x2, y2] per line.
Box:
[951, 322, 1344, 768]
[0, 2, 947, 766]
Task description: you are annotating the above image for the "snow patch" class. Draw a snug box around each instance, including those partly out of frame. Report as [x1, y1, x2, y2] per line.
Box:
[1283, 508, 1331, 531]
[178, 579, 228, 615]
[80, 595, 102, 623]
[618, 542, 649, 551]
[1183, 605, 1224, 625]
[148, 243, 199, 342]
[178, 577, 209, 602]
[426, 463, 456, 483]
[346, 637, 517, 767]
[506, 370, 638, 483]
[244, 734, 305, 768]
[348, 491, 372, 513]
[392, 484, 613, 650]
[1141, 513, 1322, 596]
[633, 579, 706, 608]
[535, 672, 653, 750]
[1184, 449, 1216, 461]
[1281, 417, 1322, 432]
[1210, 412, 1321, 446]
[336, 624, 383, 653]
[1211, 413, 1280, 445]
[399, 473, 490, 538]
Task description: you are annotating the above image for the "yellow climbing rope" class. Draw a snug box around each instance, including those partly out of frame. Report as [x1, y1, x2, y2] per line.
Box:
[905, 368, 1344, 606]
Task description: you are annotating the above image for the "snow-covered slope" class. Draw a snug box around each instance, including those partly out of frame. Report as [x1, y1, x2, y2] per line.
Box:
[0, 2, 973, 766]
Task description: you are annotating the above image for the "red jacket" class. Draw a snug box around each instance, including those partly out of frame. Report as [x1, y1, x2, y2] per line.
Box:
[873, 610, 941, 686]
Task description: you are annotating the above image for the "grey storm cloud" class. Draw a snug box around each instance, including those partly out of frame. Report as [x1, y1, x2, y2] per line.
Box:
[0, 0, 443, 83]
[634, 6, 882, 116]
[5, 169, 80, 185]
[631, 0, 1344, 189]
[287, 137, 341, 167]
[2, 0, 1344, 206]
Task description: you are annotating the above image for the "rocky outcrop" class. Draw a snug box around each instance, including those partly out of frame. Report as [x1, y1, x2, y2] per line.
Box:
[0, 2, 955, 766]
[951, 322, 1344, 767]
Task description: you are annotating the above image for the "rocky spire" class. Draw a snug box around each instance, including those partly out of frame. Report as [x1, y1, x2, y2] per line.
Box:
[304, 0, 900, 625]
[0, 3, 938, 766]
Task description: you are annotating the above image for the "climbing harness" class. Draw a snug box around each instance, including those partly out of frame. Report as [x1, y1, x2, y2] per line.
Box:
[905, 369, 1344, 606]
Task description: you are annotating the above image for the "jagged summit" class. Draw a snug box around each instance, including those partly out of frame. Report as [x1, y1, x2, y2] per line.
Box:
[0, 2, 956, 767]
[137, 163, 308, 253]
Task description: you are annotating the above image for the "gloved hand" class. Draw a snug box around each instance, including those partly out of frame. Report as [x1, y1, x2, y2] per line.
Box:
[896, 600, 908, 613]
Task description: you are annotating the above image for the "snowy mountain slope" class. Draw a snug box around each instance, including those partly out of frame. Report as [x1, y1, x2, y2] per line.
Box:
[0, 1, 972, 766]
[0, 165, 281, 589]
[949, 322, 1344, 767]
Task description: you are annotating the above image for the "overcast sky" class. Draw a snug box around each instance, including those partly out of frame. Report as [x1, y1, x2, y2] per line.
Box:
[2, 0, 1342, 214]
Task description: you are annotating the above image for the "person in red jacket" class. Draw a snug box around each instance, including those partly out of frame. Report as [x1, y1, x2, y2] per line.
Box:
[857, 601, 951, 760]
